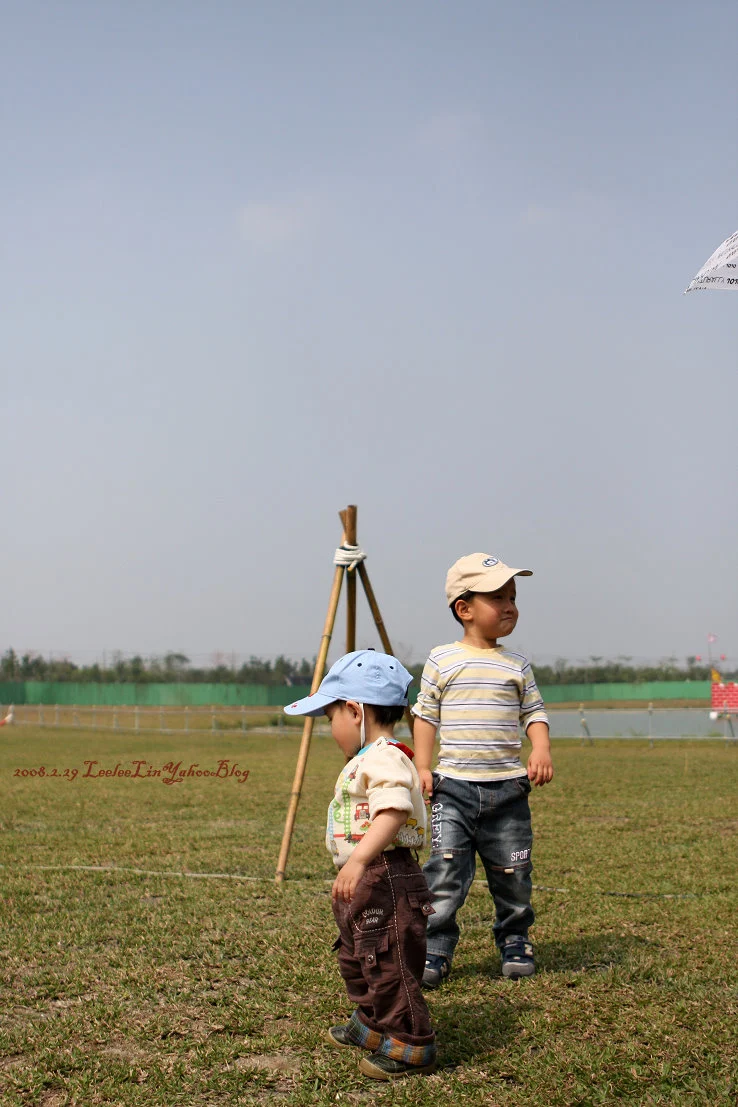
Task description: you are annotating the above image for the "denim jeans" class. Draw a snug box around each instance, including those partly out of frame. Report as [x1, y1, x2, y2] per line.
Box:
[423, 772, 534, 962]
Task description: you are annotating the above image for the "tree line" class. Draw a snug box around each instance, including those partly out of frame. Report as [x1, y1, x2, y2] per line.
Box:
[0, 650, 314, 686]
[525, 657, 734, 685]
[0, 649, 733, 686]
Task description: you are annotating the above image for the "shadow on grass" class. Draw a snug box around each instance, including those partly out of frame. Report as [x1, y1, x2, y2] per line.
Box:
[535, 931, 652, 973]
[455, 931, 650, 980]
[427, 934, 649, 1068]
[431, 994, 523, 1069]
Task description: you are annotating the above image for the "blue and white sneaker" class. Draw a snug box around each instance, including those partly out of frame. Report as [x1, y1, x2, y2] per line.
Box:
[422, 954, 450, 990]
[501, 935, 535, 979]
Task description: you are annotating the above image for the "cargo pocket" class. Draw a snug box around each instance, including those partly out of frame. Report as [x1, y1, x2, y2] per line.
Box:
[407, 891, 436, 917]
[355, 932, 389, 971]
[405, 887, 435, 944]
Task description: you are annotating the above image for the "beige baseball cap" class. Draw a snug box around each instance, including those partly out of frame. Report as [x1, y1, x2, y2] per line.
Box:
[445, 553, 532, 606]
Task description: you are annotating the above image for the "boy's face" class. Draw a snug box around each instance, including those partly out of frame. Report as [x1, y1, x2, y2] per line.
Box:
[324, 700, 362, 759]
[457, 579, 519, 642]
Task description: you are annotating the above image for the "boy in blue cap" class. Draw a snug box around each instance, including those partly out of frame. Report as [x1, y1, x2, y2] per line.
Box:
[285, 650, 437, 1081]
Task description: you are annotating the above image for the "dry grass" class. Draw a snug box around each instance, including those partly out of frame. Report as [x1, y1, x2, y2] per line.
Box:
[1, 728, 736, 1105]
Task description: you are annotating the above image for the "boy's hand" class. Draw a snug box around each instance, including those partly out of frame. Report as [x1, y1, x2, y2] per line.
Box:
[527, 749, 554, 786]
[332, 857, 366, 903]
[332, 810, 406, 902]
[418, 768, 434, 798]
[526, 721, 553, 786]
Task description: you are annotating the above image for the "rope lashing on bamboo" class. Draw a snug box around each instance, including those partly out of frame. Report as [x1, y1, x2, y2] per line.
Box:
[333, 543, 367, 571]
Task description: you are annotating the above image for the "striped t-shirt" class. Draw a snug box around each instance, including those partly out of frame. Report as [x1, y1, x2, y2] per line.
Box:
[411, 642, 549, 781]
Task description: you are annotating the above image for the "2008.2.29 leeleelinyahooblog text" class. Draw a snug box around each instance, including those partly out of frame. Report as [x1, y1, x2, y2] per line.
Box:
[12, 759, 251, 785]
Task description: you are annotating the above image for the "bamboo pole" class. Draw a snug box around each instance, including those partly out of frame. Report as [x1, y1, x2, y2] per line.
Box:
[356, 562, 391, 653]
[276, 503, 412, 881]
[340, 504, 358, 653]
[358, 561, 415, 737]
[275, 526, 346, 884]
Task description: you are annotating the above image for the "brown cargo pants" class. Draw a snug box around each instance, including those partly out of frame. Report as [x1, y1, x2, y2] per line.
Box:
[331, 848, 437, 1065]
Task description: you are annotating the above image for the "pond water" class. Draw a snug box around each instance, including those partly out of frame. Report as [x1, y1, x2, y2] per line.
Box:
[547, 707, 736, 740]
[385, 708, 736, 742]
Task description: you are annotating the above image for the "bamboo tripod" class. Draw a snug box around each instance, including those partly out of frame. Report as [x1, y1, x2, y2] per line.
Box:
[275, 504, 413, 883]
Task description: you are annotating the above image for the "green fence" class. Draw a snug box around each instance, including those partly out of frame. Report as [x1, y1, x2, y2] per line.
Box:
[0, 682, 313, 707]
[0, 679, 713, 707]
[0, 681, 25, 704]
[540, 680, 711, 703]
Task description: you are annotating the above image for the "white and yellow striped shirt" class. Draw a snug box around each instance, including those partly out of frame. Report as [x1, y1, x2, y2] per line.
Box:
[412, 642, 548, 781]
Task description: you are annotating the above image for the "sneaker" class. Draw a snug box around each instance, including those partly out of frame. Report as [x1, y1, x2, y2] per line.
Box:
[359, 1053, 437, 1080]
[422, 954, 450, 990]
[326, 1025, 355, 1048]
[326, 1018, 382, 1052]
[501, 935, 535, 979]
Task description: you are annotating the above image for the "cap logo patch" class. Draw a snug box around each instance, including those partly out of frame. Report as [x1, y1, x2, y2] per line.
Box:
[482, 557, 499, 567]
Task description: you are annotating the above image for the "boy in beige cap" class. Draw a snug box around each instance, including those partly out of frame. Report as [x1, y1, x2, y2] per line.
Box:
[412, 553, 553, 987]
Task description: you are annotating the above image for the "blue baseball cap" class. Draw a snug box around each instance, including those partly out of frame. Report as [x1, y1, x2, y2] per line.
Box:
[284, 650, 413, 717]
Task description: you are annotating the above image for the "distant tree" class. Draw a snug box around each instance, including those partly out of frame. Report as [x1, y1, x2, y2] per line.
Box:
[164, 652, 190, 674]
[209, 665, 231, 683]
[0, 649, 19, 680]
[0, 648, 730, 687]
[20, 653, 44, 679]
[48, 657, 78, 681]
[129, 655, 146, 682]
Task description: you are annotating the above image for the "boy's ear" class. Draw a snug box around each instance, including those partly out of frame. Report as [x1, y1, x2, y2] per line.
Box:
[343, 700, 364, 724]
[454, 596, 473, 623]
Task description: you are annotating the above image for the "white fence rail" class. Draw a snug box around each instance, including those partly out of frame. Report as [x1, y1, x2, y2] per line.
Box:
[2, 703, 736, 742]
[3, 703, 297, 735]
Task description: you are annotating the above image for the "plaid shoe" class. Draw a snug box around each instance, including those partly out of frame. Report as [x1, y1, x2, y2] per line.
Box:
[326, 1013, 382, 1051]
[326, 1025, 356, 1048]
[422, 954, 450, 990]
[501, 935, 535, 979]
[359, 1053, 437, 1080]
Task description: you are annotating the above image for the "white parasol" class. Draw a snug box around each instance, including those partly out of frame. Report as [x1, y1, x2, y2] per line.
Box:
[685, 229, 738, 292]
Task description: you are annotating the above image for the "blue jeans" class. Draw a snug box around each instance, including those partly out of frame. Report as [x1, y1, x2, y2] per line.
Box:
[423, 772, 534, 963]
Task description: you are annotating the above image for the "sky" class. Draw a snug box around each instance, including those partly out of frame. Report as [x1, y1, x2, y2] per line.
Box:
[2, 0, 737, 672]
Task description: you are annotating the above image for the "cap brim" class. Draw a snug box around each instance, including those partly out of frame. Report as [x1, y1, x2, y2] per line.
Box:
[283, 691, 335, 717]
[470, 566, 532, 592]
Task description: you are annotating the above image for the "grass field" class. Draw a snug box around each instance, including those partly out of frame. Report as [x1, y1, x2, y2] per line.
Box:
[1, 728, 736, 1106]
[7, 705, 307, 734]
